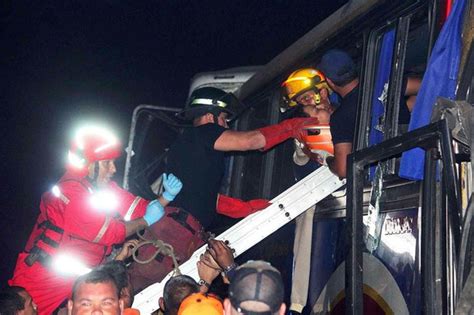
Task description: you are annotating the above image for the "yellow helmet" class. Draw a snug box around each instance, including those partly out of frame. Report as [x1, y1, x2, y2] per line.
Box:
[281, 68, 331, 109]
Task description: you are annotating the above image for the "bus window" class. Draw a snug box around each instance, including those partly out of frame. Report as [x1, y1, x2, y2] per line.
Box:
[230, 94, 274, 200]
[360, 7, 431, 177]
[368, 27, 397, 148]
[398, 19, 430, 132]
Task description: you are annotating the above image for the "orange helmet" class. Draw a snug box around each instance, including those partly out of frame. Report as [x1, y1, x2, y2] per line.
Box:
[67, 126, 121, 175]
[178, 293, 223, 315]
[281, 68, 331, 110]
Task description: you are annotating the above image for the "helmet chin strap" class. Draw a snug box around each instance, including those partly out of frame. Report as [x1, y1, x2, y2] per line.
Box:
[87, 162, 99, 187]
[312, 90, 322, 104]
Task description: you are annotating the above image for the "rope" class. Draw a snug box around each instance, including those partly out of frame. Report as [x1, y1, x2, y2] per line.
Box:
[132, 228, 181, 276]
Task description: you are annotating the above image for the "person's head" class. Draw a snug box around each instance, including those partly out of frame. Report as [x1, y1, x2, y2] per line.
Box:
[159, 275, 200, 315]
[318, 49, 358, 92]
[68, 270, 123, 315]
[178, 87, 240, 128]
[66, 125, 121, 186]
[0, 286, 37, 315]
[177, 293, 223, 315]
[293, 89, 331, 124]
[224, 260, 286, 315]
[282, 68, 331, 109]
[96, 261, 134, 308]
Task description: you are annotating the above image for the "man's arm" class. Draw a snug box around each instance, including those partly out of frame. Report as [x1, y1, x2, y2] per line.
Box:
[124, 218, 148, 237]
[326, 142, 352, 178]
[197, 253, 221, 293]
[214, 130, 265, 151]
[214, 117, 319, 152]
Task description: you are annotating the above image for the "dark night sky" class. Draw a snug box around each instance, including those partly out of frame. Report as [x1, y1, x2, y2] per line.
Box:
[0, 1, 346, 285]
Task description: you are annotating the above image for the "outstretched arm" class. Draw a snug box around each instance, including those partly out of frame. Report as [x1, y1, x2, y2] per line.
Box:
[214, 117, 319, 152]
[214, 130, 265, 151]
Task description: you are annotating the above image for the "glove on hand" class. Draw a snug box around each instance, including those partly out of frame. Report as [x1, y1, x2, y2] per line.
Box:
[144, 200, 165, 226]
[162, 173, 183, 201]
[216, 194, 271, 218]
[258, 117, 319, 151]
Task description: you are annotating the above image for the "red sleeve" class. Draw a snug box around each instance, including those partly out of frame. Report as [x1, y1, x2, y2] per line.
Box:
[216, 194, 271, 218]
[62, 182, 126, 246]
[108, 181, 149, 220]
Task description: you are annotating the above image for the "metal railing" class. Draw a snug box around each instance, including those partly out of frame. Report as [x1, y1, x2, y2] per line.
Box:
[346, 119, 462, 314]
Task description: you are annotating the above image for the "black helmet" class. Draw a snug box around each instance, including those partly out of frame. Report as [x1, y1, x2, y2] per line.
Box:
[177, 87, 241, 121]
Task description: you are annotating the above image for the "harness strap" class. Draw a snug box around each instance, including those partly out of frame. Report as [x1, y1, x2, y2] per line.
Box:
[38, 220, 64, 234]
[39, 234, 60, 248]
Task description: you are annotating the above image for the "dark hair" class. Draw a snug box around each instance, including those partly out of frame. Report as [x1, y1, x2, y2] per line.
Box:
[0, 287, 26, 314]
[162, 275, 199, 315]
[95, 261, 129, 291]
[96, 261, 134, 305]
[71, 270, 119, 301]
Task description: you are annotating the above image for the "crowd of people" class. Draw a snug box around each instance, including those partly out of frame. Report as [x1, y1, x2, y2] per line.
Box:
[1, 49, 375, 314]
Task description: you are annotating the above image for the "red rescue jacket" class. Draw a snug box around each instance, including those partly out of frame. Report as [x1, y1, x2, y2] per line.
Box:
[24, 171, 149, 267]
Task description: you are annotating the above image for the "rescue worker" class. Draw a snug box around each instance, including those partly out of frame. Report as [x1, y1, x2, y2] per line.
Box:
[128, 86, 318, 290]
[281, 67, 334, 171]
[317, 49, 359, 178]
[281, 68, 336, 313]
[168, 86, 319, 227]
[9, 125, 183, 315]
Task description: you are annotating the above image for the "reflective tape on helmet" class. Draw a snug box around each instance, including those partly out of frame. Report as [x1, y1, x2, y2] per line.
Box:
[191, 98, 227, 108]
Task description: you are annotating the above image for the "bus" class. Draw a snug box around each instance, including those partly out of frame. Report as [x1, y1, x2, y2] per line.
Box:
[125, 0, 474, 313]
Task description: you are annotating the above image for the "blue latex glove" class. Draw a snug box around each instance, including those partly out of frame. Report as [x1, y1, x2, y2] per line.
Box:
[143, 200, 165, 226]
[162, 173, 183, 201]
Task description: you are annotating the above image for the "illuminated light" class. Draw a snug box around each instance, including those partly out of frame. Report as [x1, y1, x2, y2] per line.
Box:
[52, 185, 61, 197]
[51, 185, 70, 204]
[52, 253, 91, 276]
[90, 190, 118, 213]
[68, 151, 86, 169]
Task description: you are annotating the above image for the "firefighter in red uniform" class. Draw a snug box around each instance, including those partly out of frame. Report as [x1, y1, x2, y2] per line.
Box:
[9, 125, 183, 315]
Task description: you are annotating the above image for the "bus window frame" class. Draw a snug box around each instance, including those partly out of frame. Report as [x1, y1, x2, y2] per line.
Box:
[230, 92, 278, 199]
[383, 15, 411, 174]
[358, 5, 432, 177]
[356, 23, 397, 152]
